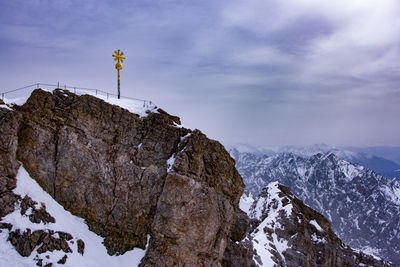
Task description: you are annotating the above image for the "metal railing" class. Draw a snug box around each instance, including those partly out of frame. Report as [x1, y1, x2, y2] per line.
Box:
[0, 83, 154, 108]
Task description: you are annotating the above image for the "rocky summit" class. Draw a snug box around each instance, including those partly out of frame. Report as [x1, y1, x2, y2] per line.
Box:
[0, 89, 245, 266]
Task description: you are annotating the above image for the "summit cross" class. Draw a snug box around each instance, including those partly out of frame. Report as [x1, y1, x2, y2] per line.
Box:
[112, 49, 126, 99]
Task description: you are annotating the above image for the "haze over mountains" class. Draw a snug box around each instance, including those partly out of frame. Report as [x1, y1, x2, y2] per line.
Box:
[231, 143, 400, 178]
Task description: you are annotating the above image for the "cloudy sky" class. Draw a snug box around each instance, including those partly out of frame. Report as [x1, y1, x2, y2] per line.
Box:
[0, 0, 399, 148]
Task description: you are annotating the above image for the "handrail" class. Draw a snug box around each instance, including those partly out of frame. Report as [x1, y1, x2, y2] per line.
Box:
[1, 82, 153, 107]
[1, 83, 38, 95]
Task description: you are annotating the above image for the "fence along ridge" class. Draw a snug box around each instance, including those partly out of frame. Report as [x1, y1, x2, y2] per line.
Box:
[1, 83, 153, 107]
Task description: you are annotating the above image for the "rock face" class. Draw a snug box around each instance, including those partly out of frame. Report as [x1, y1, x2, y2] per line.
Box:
[0, 89, 245, 265]
[244, 182, 394, 267]
[0, 105, 21, 219]
[231, 149, 400, 265]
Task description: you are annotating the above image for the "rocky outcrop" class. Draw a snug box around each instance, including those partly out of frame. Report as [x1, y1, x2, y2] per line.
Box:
[8, 229, 73, 256]
[19, 195, 55, 224]
[0, 89, 245, 265]
[244, 182, 395, 267]
[141, 130, 244, 265]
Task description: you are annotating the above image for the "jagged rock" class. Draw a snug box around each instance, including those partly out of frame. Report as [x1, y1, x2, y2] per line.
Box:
[20, 195, 55, 224]
[1, 89, 245, 264]
[0, 190, 19, 218]
[0, 222, 12, 232]
[0, 99, 4, 105]
[141, 130, 244, 265]
[8, 229, 73, 257]
[77, 239, 85, 255]
[57, 255, 68, 264]
[230, 208, 250, 242]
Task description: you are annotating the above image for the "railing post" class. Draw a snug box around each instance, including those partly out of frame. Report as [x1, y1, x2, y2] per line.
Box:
[1, 93, 4, 100]
[74, 87, 76, 94]
[107, 93, 109, 99]
[57, 82, 59, 88]
[95, 89, 97, 95]
[64, 84, 66, 90]
[37, 83, 39, 89]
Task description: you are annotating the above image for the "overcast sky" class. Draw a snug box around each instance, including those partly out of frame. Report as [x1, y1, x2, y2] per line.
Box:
[0, 0, 399, 148]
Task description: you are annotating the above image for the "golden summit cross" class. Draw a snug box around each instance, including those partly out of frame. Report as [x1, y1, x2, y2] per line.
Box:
[112, 49, 126, 99]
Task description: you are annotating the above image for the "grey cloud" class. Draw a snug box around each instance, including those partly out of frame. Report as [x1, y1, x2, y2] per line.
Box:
[0, 0, 399, 147]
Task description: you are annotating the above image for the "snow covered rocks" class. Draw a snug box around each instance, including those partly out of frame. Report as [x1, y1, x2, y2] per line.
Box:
[239, 182, 394, 266]
[0, 88, 245, 266]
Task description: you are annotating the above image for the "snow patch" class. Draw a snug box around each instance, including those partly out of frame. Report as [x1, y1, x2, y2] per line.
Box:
[248, 182, 293, 266]
[309, 220, 324, 232]
[180, 133, 191, 141]
[80, 92, 157, 118]
[167, 154, 176, 172]
[0, 103, 12, 110]
[311, 233, 326, 243]
[239, 193, 254, 215]
[2, 89, 157, 118]
[360, 246, 381, 261]
[173, 122, 183, 128]
[381, 184, 400, 206]
[338, 159, 364, 181]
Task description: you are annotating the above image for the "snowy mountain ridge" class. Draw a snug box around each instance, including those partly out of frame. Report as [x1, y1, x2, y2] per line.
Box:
[229, 144, 400, 178]
[231, 148, 400, 265]
[238, 182, 394, 266]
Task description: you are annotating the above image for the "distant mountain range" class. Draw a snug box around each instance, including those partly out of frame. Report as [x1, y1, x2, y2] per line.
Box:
[230, 147, 400, 265]
[230, 143, 400, 178]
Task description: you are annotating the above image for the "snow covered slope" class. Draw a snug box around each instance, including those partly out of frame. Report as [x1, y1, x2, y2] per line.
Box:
[0, 166, 148, 267]
[232, 150, 400, 265]
[243, 182, 393, 267]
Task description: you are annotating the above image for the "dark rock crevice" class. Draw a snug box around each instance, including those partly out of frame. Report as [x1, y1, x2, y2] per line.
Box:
[53, 125, 61, 199]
